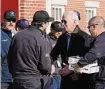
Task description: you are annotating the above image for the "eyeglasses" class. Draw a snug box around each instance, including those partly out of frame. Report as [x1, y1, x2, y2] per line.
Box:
[87, 24, 98, 29]
[5, 18, 16, 23]
[61, 20, 67, 26]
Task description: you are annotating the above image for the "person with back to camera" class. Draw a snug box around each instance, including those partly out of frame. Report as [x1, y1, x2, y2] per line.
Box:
[7, 10, 54, 89]
[15, 19, 29, 31]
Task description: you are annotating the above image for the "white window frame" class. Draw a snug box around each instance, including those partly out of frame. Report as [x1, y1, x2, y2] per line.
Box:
[46, 0, 52, 16]
[86, 8, 97, 22]
[52, 0, 67, 5]
[85, 1, 99, 23]
[52, 5, 64, 21]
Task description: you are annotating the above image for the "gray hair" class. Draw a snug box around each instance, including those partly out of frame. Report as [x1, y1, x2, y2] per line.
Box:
[63, 11, 79, 25]
[89, 16, 105, 28]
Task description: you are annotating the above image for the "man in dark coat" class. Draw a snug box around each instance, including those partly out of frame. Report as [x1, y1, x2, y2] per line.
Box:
[51, 10, 94, 89]
[75, 16, 105, 89]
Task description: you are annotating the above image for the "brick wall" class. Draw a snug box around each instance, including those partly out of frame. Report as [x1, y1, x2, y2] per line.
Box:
[97, 0, 105, 20]
[86, 0, 105, 20]
[65, 0, 105, 30]
[18, 0, 105, 28]
[65, 0, 86, 30]
[19, 0, 46, 23]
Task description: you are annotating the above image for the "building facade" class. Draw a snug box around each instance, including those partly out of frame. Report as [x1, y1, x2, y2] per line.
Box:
[1, 0, 105, 30]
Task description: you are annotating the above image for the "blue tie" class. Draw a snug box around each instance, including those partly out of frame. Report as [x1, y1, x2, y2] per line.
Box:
[66, 33, 71, 51]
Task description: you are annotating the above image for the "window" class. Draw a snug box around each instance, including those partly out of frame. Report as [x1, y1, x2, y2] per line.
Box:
[85, 1, 99, 22]
[86, 8, 96, 22]
[52, 5, 64, 21]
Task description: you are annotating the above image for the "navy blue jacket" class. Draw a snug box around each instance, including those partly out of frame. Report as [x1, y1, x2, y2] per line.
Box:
[1, 28, 12, 82]
[77, 32, 105, 80]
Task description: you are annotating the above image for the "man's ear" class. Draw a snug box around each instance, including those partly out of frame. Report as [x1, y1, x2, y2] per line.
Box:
[41, 22, 45, 27]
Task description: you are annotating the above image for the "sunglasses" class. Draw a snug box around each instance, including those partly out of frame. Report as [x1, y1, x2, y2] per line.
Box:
[61, 20, 67, 26]
[87, 24, 98, 29]
[5, 18, 16, 23]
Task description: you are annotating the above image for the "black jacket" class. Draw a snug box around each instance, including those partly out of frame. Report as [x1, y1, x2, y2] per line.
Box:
[77, 32, 105, 80]
[8, 26, 52, 78]
[50, 26, 94, 66]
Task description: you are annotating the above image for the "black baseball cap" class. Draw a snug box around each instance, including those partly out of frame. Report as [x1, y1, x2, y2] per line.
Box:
[4, 10, 16, 20]
[51, 21, 65, 32]
[32, 10, 54, 22]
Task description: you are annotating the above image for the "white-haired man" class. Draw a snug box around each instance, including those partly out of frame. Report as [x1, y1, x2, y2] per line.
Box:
[51, 10, 94, 89]
[50, 10, 80, 89]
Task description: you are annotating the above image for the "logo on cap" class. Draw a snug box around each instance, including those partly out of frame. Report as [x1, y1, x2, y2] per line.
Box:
[10, 11, 15, 16]
[4, 10, 16, 19]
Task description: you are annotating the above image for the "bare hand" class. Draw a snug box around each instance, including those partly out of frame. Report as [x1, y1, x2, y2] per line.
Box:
[59, 65, 73, 76]
[74, 64, 80, 73]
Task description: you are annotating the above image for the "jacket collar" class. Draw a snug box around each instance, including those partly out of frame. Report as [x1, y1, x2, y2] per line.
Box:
[49, 33, 57, 41]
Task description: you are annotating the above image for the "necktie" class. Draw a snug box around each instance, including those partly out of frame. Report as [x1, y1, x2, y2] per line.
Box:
[66, 33, 71, 51]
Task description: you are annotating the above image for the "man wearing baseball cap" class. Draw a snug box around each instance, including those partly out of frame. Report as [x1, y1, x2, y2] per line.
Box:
[8, 10, 54, 89]
[32, 10, 54, 23]
[1, 10, 17, 89]
[48, 21, 64, 89]
[16, 19, 29, 31]
[49, 21, 64, 47]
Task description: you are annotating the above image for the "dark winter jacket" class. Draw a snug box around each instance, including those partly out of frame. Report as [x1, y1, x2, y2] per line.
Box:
[1, 28, 12, 82]
[50, 26, 94, 66]
[7, 25, 52, 78]
[77, 31, 105, 80]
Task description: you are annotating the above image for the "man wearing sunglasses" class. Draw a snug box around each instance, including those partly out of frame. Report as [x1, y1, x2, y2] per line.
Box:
[1, 10, 17, 89]
[51, 11, 94, 89]
[51, 11, 81, 89]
